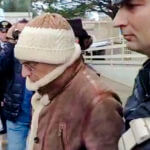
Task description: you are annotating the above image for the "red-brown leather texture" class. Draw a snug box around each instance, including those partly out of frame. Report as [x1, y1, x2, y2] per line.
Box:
[33, 61, 124, 150]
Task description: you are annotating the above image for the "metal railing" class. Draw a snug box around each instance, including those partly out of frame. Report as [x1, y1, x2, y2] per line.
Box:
[83, 36, 147, 66]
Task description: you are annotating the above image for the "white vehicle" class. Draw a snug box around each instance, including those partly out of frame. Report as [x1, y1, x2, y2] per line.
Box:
[90, 40, 111, 48]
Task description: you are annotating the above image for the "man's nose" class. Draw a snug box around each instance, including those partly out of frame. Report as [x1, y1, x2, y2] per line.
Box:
[113, 8, 128, 28]
[22, 65, 31, 77]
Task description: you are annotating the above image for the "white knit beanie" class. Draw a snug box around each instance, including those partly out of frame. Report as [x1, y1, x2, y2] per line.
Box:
[14, 13, 81, 64]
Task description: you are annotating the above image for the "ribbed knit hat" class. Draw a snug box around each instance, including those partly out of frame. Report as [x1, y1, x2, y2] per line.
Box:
[14, 13, 81, 64]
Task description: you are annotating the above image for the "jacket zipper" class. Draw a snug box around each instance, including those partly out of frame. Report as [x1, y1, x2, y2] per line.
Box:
[58, 124, 66, 150]
[139, 75, 149, 99]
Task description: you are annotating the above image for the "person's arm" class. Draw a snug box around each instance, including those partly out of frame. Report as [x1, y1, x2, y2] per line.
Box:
[83, 93, 124, 150]
[0, 43, 14, 76]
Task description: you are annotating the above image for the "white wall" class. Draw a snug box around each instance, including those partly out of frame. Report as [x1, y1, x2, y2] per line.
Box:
[2, 12, 32, 23]
[91, 64, 141, 87]
[82, 20, 120, 42]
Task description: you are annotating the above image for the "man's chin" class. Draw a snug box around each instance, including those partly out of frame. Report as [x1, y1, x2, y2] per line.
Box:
[126, 42, 149, 56]
[26, 77, 38, 91]
[126, 42, 140, 51]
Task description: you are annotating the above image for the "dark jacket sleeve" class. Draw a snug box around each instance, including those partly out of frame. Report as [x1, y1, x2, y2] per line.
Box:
[123, 65, 150, 150]
[83, 93, 124, 150]
[0, 43, 14, 101]
[133, 139, 150, 150]
[0, 43, 14, 76]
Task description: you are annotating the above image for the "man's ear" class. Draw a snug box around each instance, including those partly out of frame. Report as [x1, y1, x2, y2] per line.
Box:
[84, 37, 93, 49]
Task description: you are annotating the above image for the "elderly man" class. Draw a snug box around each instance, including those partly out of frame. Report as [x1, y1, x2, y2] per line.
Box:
[15, 13, 123, 150]
[113, 0, 150, 149]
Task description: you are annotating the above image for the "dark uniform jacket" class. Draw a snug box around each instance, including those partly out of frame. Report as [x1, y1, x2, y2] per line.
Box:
[124, 59, 150, 150]
[0, 42, 25, 121]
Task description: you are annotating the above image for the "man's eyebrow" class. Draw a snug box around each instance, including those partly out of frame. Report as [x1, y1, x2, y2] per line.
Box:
[20, 61, 31, 65]
[125, 0, 145, 3]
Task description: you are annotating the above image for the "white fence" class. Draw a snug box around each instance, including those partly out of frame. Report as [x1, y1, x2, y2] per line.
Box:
[83, 36, 147, 66]
[83, 36, 147, 87]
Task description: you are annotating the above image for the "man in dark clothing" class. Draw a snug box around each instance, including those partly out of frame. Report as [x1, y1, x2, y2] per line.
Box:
[113, 0, 150, 149]
[0, 20, 12, 51]
[0, 20, 12, 134]
[0, 19, 33, 150]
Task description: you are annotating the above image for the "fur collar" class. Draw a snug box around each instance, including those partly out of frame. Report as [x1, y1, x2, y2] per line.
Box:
[28, 92, 50, 150]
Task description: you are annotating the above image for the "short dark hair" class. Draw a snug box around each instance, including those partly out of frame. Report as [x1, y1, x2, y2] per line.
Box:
[68, 19, 92, 50]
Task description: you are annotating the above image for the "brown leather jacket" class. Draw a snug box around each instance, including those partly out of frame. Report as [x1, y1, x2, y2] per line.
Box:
[30, 59, 124, 150]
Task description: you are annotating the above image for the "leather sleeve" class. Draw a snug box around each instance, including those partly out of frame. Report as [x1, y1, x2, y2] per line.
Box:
[83, 94, 124, 150]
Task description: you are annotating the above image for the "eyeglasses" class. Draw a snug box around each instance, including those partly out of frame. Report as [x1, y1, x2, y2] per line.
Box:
[22, 62, 38, 72]
[23, 64, 35, 72]
[12, 29, 21, 40]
